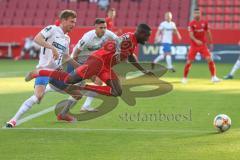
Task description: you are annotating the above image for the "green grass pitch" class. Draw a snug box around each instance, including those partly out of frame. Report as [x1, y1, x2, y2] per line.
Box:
[0, 59, 239, 160]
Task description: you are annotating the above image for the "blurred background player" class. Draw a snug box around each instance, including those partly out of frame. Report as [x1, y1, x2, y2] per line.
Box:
[6, 10, 77, 128]
[53, 18, 118, 116]
[182, 9, 220, 84]
[105, 8, 116, 31]
[152, 11, 182, 72]
[224, 41, 240, 79]
[15, 36, 40, 60]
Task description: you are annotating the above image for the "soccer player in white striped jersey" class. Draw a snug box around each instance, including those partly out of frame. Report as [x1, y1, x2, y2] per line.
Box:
[6, 10, 77, 128]
[53, 18, 118, 115]
[152, 12, 182, 72]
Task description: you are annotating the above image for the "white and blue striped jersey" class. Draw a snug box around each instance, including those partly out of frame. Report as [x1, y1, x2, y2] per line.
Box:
[158, 21, 176, 44]
[37, 25, 70, 69]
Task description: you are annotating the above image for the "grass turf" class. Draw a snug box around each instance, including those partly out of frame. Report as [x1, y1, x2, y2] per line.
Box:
[0, 59, 239, 160]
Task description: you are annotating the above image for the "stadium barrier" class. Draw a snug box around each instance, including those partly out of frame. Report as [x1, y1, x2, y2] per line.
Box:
[0, 27, 239, 59]
[139, 44, 240, 63]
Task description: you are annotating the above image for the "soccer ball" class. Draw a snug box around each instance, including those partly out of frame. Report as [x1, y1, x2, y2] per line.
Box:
[213, 114, 231, 132]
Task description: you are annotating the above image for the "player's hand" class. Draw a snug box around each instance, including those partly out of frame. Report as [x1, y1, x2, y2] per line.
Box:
[195, 40, 203, 45]
[51, 47, 59, 60]
[209, 44, 214, 51]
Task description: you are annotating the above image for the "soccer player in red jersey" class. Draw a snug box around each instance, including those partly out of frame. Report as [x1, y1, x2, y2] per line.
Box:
[26, 24, 154, 97]
[182, 9, 220, 84]
[105, 8, 116, 31]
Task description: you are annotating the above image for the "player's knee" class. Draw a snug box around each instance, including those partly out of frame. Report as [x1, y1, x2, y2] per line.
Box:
[35, 94, 43, 103]
[206, 57, 212, 62]
[187, 60, 192, 64]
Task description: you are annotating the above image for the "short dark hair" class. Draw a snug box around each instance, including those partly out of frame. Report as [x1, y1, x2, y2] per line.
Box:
[137, 23, 151, 32]
[94, 18, 106, 25]
[59, 10, 77, 20]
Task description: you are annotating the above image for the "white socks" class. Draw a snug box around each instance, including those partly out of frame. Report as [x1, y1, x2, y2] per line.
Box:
[230, 59, 240, 76]
[82, 91, 98, 109]
[153, 54, 164, 64]
[153, 54, 173, 69]
[11, 95, 39, 121]
[166, 55, 173, 69]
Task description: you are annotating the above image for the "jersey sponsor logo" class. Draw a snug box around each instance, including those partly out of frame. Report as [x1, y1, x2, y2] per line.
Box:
[164, 28, 174, 31]
[52, 41, 67, 52]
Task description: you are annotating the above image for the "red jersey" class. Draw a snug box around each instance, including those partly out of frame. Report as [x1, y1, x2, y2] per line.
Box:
[94, 32, 137, 67]
[105, 17, 114, 31]
[188, 19, 209, 47]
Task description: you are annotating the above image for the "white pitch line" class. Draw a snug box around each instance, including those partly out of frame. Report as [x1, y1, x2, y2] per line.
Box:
[0, 127, 213, 134]
[17, 106, 55, 125]
[2, 106, 55, 128]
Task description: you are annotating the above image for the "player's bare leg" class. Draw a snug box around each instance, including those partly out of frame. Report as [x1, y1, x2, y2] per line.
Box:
[56, 87, 82, 122]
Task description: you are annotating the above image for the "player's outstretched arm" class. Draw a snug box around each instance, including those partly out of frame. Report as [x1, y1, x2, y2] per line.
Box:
[34, 33, 59, 60]
[128, 54, 154, 76]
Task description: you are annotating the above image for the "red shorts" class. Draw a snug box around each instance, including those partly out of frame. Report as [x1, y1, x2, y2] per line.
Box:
[187, 45, 211, 61]
[75, 54, 118, 83]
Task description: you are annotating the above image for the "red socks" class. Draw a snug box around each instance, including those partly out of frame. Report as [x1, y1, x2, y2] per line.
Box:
[183, 63, 192, 78]
[38, 70, 69, 81]
[208, 61, 216, 76]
